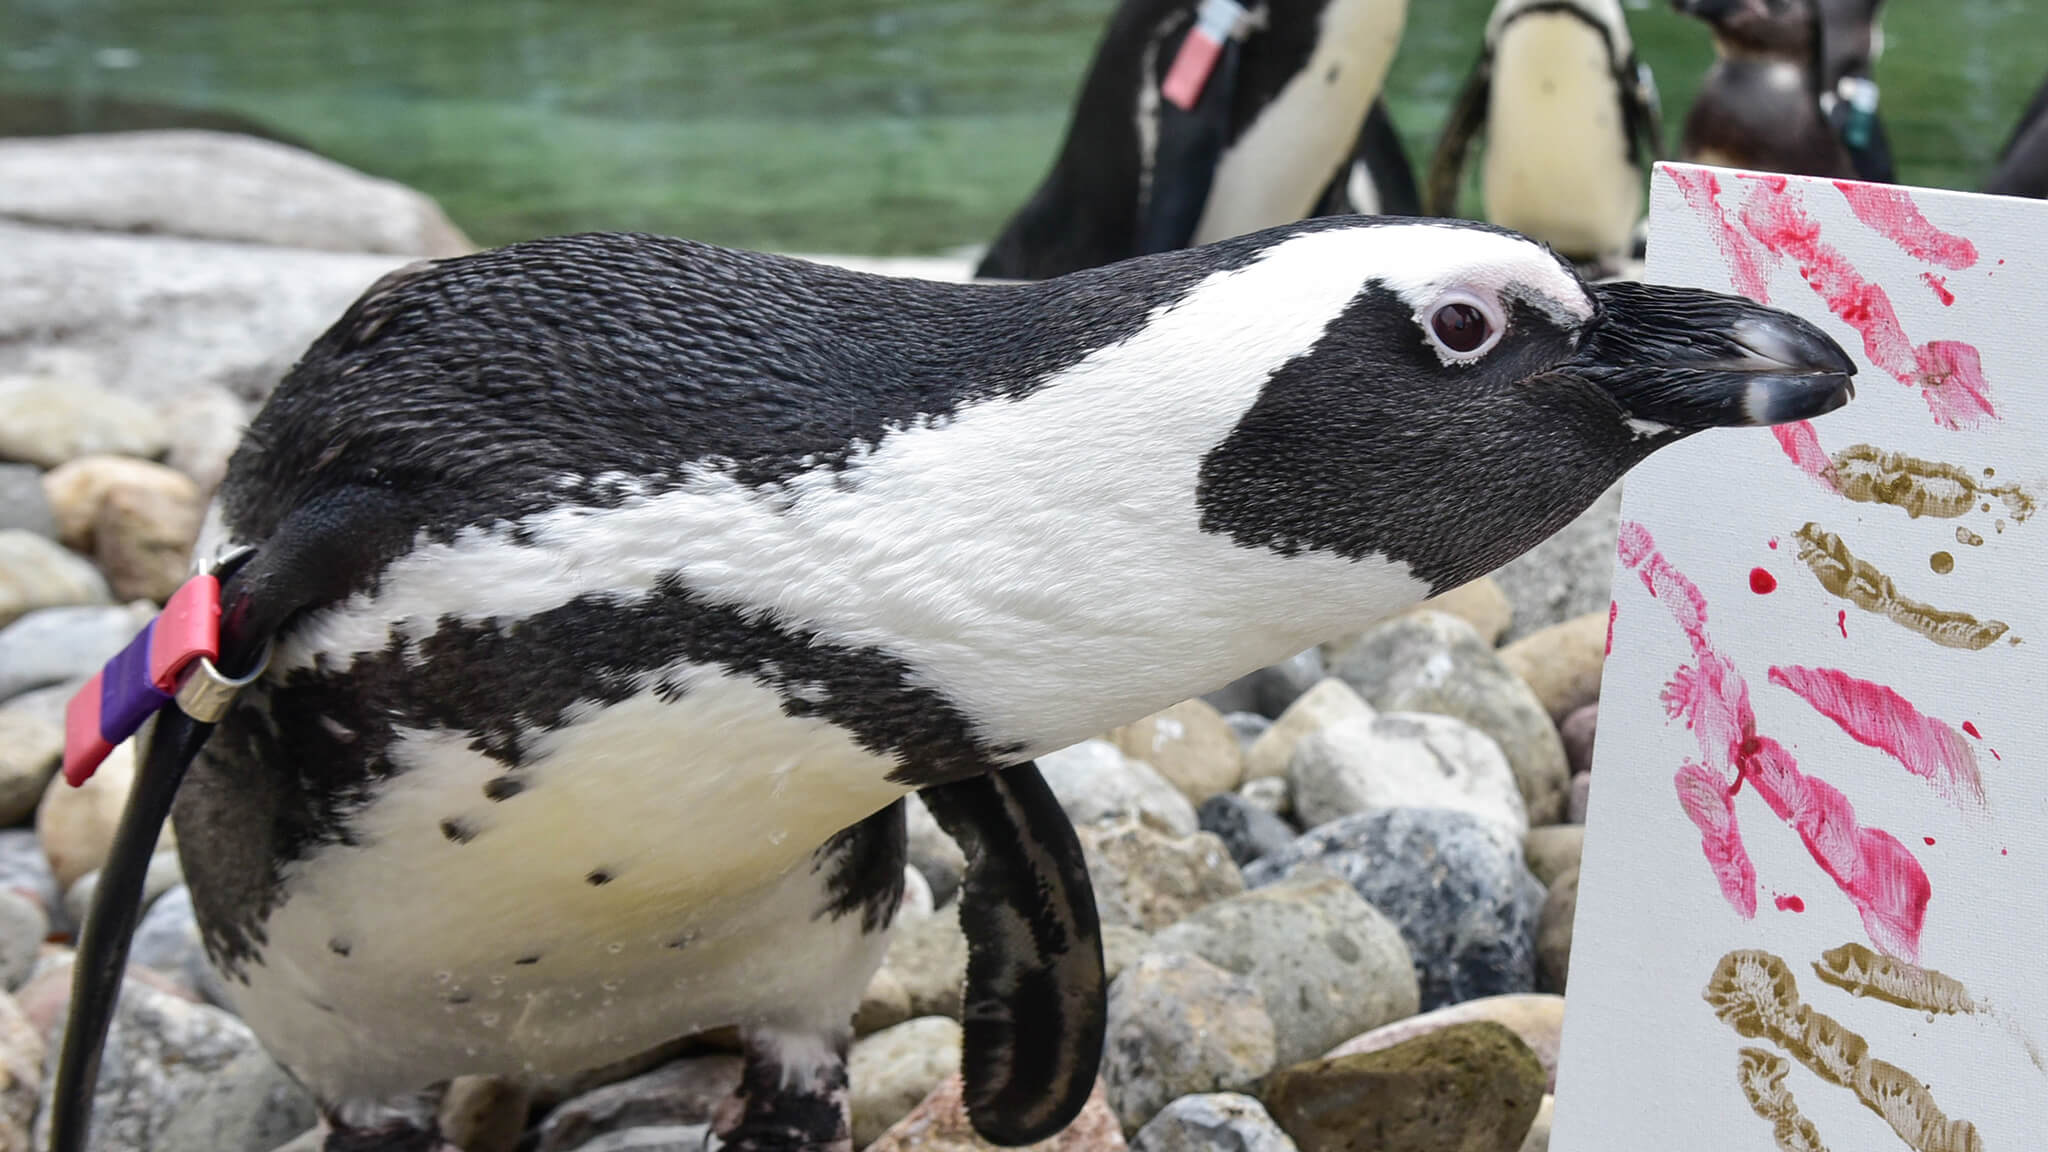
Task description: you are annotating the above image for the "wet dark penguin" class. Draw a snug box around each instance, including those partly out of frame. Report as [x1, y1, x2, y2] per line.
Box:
[1672, 0, 1888, 180]
[56, 217, 1855, 1152]
[976, 0, 1412, 281]
[1984, 70, 2048, 199]
[1427, 0, 1664, 278]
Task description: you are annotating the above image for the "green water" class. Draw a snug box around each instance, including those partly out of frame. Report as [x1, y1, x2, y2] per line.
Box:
[4, 0, 2042, 254]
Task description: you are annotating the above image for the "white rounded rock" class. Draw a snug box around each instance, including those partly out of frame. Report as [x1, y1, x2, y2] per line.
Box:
[1288, 711, 1528, 837]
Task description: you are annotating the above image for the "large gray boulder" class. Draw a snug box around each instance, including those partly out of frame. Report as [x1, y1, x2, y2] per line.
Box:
[0, 131, 471, 257]
[0, 221, 411, 408]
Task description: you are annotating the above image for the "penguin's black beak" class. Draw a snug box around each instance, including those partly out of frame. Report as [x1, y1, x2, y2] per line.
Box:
[1569, 280, 1857, 433]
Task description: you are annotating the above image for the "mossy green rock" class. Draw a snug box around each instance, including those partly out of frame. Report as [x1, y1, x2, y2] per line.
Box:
[1263, 1021, 1545, 1152]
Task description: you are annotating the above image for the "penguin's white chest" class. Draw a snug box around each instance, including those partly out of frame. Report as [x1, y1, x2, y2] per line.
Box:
[1191, 0, 1409, 244]
[1481, 14, 1643, 259]
[214, 667, 906, 1102]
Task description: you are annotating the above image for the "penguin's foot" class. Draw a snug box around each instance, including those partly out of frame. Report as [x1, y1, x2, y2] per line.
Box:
[708, 1026, 854, 1152]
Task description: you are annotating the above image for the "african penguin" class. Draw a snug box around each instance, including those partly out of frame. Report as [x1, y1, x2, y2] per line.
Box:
[1426, 0, 1663, 279]
[57, 218, 1855, 1152]
[975, 0, 1411, 281]
[1984, 70, 2048, 199]
[1672, 0, 1879, 180]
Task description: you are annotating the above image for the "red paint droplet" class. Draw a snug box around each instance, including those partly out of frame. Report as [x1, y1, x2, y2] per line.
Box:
[1837, 610, 1848, 638]
[1990, 748, 2002, 761]
[1768, 537, 1780, 549]
[1922, 271, 1956, 306]
[1749, 567, 1778, 594]
[1962, 721, 1981, 739]
[1773, 894, 1806, 913]
[1605, 600, 1617, 656]
[2002, 848, 2009, 856]
[1924, 836, 1937, 846]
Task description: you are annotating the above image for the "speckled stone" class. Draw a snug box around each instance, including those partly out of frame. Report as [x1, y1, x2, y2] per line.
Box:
[1079, 819, 1244, 932]
[1130, 1093, 1298, 1152]
[1149, 869, 1417, 1067]
[1103, 951, 1275, 1133]
[1264, 1022, 1546, 1152]
[1247, 808, 1544, 1011]
[1328, 612, 1569, 827]
[1196, 793, 1297, 868]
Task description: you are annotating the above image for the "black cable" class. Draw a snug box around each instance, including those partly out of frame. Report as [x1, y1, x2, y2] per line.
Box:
[48, 706, 215, 1152]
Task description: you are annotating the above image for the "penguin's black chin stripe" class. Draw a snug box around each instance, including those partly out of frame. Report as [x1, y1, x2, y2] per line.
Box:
[1570, 279, 1858, 432]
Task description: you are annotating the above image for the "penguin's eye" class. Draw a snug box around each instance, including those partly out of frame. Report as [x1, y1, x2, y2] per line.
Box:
[1420, 291, 1505, 363]
[1431, 303, 1489, 352]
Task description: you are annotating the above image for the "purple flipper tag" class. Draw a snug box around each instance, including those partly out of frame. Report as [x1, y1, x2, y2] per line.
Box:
[96, 621, 173, 746]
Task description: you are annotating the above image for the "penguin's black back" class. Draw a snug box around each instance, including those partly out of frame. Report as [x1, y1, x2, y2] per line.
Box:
[222, 232, 1269, 567]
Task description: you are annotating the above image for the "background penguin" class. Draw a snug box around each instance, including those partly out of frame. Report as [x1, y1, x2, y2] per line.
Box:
[1314, 96, 1424, 217]
[55, 218, 1855, 1152]
[1425, 0, 1663, 279]
[1815, 0, 1895, 182]
[1984, 70, 2048, 198]
[1672, 0, 1868, 180]
[975, 0, 1411, 281]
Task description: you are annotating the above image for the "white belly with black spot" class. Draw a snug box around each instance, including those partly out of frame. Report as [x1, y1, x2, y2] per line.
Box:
[213, 666, 905, 1103]
[1481, 15, 1642, 260]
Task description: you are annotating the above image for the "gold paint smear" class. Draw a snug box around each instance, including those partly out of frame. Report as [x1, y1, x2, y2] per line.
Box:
[1795, 524, 2010, 651]
[1814, 943, 1980, 1016]
[1832, 444, 2036, 521]
[1738, 1048, 1831, 1152]
[1704, 950, 1982, 1152]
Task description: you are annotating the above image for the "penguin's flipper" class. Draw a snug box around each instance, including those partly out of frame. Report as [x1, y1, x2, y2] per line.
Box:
[1425, 52, 1493, 218]
[1136, 20, 1245, 255]
[1620, 55, 1666, 176]
[1312, 98, 1422, 219]
[915, 763, 1105, 1145]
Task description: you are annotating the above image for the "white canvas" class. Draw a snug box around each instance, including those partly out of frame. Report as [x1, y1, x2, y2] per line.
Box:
[1552, 163, 2048, 1152]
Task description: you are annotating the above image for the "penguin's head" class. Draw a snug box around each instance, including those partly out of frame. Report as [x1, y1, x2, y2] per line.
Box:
[1193, 217, 1853, 587]
[1672, 0, 1818, 56]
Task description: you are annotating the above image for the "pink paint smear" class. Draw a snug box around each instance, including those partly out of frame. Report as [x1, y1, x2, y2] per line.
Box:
[1836, 182, 1980, 270]
[1617, 521, 1931, 959]
[1737, 176, 1996, 429]
[1770, 421, 1839, 490]
[1922, 272, 1956, 306]
[1676, 760, 1758, 916]
[1768, 665, 1986, 813]
[1669, 167, 1777, 302]
[1669, 168, 1997, 429]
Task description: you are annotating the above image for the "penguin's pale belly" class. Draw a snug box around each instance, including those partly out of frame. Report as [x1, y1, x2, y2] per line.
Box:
[1192, 0, 1408, 245]
[209, 668, 905, 1104]
[1482, 15, 1642, 260]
